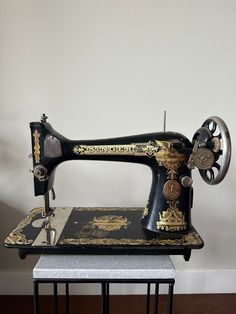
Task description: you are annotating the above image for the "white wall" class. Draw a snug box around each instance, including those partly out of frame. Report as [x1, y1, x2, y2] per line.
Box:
[0, 0, 236, 294]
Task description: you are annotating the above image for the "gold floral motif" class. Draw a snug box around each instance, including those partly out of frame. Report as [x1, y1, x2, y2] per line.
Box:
[58, 232, 203, 246]
[157, 233, 203, 246]
[4, 208, 43, 245]
[157, 201, 187, 232]
[5, 232, 31, 245]
[91, 215, 130, 232]
[154, 141, 185, 170]
[59, 238, 155, 245]
[33, 130, 40, 163]
[80, 224, 108, 238]
[141, 206, 149, 219]
[167, 169, 177, 180]
[181, 233, 203, 246]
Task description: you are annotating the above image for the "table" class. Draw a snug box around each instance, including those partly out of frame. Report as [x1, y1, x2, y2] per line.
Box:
[33, 255, 176, 314]
[4, 207, 204, 261]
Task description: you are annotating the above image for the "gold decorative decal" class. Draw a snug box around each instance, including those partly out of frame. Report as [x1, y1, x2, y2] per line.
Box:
[58, 232, 202, 247]
[167, 169, 177, 180]
[72, 140, 186, 169]
[80, 224, 108, 239]
[73, 144, 137, 155]
[59, 238, 156, 245]
[157, 232, 202, 246]
[5, 208, 43, 245]
[163, 180, 181, 201]
[74, 207, 143, 212]
[157, 201, 187, 232]
[33, 130, 40, 163]
[91, 215, 130, 232]
[154, 141, 185, 171]
[141, 206, 149, 219]
[5, 232, 30, 246]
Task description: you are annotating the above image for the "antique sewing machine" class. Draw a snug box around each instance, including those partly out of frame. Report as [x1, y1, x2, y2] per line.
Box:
[5, 114, 231, 260]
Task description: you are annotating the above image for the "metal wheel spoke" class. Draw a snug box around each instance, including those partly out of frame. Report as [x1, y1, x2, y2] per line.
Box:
[213, 162, 220, 170]
[207, 168, 215, 180]
[210, 121, 217, 133]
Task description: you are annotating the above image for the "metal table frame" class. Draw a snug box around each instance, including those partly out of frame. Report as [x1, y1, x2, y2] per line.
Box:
[33, 278, 175, 314]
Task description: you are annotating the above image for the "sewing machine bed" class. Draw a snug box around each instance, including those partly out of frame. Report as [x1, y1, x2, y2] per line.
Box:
[4, 207, 204, 261]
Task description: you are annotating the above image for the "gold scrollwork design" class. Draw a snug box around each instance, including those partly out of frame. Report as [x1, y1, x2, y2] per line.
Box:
[59, 238, 155, 245]
[167, 169, 178, 180]
[154, 141, 185, 171]
[4, 208, 43, 245]
[58, 232, 203, 247]
[157, 201, 187, 232]
[157, 232, 203, 246]
[74, 207, 143, 212]
[80, 224, 108, 238]
[33, 130, 40, 163]
[141, 206, 149, 219]
[91, 215, 130, 232]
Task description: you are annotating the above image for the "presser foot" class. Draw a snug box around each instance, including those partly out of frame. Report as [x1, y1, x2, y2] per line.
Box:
[41, 209, 55, 219]
[41, 216, 56, 246]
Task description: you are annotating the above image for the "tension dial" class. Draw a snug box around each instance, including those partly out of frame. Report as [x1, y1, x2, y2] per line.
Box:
[163, 180, 181, 201]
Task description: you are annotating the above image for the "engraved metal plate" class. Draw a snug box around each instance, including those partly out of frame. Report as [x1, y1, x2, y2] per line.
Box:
[44, 136, 62, 158]
[32, 207, 73, 246]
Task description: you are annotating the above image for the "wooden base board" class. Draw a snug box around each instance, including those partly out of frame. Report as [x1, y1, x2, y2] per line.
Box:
[0, 295, 236, 314]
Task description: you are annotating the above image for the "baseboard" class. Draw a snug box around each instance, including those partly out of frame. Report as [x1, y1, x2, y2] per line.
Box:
[175, 270, 236, 294]
[1, 270, 236, 295]
[0, 295, 236, 314]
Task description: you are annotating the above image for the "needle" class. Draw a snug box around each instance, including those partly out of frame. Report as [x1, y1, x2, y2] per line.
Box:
[163, 110, 167, 133]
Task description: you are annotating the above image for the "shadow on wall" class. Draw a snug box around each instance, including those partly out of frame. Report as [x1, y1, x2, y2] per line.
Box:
[0, 201, 38, 271]
[0, 120, 38, 271]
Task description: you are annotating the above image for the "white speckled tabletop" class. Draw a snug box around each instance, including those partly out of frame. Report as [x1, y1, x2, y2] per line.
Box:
[33, 255, 175, 279]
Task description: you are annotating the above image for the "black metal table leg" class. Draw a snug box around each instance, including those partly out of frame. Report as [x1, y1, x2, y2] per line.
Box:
[33, 279, 174, 314]
[106, 283, 109, 314]
[33, 281, 40, 314]
[167, 282, 174, 314]
[65, 283, 70, 314]
[101, 282, 106, 314]
[154, 283, 159, 314]
[53, 283, 58, 314]
[146, 283, 151, 314]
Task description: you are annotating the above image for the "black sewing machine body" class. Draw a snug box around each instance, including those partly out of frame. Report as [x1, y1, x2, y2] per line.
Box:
[4, 114, 231, 260]
[30, 120, 194, 233]
[29, 114, 231, 236]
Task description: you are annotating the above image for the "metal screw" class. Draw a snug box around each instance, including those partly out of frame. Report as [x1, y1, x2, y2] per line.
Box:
[40, 113, 48, 123]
